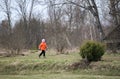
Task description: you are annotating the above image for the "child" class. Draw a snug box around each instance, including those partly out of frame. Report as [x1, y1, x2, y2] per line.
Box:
[38, 39, 47, 58]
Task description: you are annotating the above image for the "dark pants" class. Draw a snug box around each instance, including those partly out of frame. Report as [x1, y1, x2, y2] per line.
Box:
[39, 50, 45, 57]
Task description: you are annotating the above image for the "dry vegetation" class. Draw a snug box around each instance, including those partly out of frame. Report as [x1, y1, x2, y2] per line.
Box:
[0, 50, 120, 79]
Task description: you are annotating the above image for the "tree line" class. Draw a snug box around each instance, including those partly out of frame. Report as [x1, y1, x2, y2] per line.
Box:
[0, 0, 119, 55]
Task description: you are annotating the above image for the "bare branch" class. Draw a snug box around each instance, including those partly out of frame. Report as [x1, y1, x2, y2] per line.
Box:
[66, 0, 88, 9]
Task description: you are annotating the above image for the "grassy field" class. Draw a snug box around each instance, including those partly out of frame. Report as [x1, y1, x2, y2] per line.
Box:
[0, 50, 120, 79]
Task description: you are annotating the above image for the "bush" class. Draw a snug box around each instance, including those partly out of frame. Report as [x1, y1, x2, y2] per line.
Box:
[80, 41, 105, 62]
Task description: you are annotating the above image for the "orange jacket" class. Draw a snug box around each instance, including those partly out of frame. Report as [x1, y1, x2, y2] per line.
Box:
[39, 42, 47, 50]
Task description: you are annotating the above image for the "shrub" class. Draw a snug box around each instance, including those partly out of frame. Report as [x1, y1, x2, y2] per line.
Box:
[80, 41, 105, 62]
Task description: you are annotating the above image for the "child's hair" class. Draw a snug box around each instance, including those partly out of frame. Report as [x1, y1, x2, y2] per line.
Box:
[42, 39, 45, 42]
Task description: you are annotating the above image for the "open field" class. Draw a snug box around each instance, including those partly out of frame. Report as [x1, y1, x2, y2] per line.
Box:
[0, 74, 120, 79]
[0, 50, 120, 79]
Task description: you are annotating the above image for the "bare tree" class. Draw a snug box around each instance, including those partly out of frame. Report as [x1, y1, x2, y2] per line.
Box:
[15, 0, 39, 48]
[0, 0, 14, 56]
[105, 0, 120, 53]
[28, 0, 35, 22]
[13, 17, 42, 51]
[109, 0, 120, 25]
[0, 0, 42, 56]
[46, 0, 69, 53]
[0, 0, 12, 30]
[65, 0, 105, 42]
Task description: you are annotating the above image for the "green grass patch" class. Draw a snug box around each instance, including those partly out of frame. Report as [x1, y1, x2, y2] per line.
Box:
[0, 50, 120, 79]
[0, 74, 120, 79]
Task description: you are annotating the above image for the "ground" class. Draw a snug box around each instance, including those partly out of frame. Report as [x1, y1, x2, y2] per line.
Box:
[0, 50, 120, 79]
